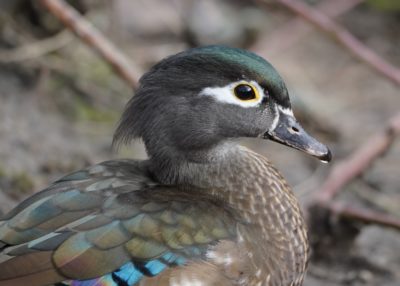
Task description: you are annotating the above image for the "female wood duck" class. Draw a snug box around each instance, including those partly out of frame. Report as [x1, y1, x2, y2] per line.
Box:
[0, 46, 331, 286]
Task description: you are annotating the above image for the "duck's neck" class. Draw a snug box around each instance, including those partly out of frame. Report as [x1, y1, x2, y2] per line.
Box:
[148, 141, 239, 188]
[148, 142, 308, 285]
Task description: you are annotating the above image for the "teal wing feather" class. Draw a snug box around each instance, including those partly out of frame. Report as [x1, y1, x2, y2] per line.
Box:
[0, 160, 236, 286]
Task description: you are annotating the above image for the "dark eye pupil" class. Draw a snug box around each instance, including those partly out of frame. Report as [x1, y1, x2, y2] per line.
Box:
[234, 84, 256, 100]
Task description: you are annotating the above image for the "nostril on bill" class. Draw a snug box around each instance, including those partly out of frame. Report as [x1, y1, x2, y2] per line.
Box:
[288, 126, 300, 134]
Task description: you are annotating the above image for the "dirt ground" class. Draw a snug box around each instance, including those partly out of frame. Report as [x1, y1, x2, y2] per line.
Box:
[0, 1, 399, 285]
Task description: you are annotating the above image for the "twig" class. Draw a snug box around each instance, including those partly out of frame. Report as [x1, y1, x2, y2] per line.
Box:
[317, 112, 400, 203]
[328, 202, 400, 230]
[270, 0, 400, 86]
[39, 0, 141, 88]
[0, 30, 72, 63]
[308, 113, 400, 230]
[353, 182, 400, 217]
[252, 0, 364, 56]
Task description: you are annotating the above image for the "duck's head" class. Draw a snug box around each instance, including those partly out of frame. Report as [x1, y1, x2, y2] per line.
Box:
[114, 46, 331, 163]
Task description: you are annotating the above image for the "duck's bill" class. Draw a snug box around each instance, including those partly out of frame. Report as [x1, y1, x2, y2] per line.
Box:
[263, 111, 332, 163]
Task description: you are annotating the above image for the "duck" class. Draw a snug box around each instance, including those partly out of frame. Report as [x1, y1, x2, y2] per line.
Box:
[0, 46, 331, 286]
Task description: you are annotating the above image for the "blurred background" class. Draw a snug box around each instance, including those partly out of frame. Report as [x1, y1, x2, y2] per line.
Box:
[0, 0, 399, 285]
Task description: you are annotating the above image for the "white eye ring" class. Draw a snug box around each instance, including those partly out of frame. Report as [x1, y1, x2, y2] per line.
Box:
[200, 80, 265, 108]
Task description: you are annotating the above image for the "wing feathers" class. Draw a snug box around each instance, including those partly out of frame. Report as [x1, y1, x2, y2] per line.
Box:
[0, 251, 53, 280]
[0, 269, 64, 286]
[54, 233, 130, 279]
[0, 160, 238, 285]
[125, 237, 167, 259]
[85, 221, 130, 249]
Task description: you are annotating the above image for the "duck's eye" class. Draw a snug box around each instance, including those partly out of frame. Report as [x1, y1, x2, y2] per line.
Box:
[234, 84, 258, 101]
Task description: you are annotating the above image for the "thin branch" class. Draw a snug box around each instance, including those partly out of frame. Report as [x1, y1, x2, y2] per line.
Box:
[328, 202, 400, 230]
[252, 0, 364, 56]
[317, 112, 400, 203]
[308, 113, 400, 230]
[0, 30, 72, 63]
[353, 182, 400, 217]
[39, 0, 141, 88]
[270, 0, 400, 86]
